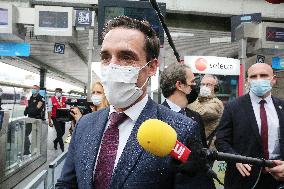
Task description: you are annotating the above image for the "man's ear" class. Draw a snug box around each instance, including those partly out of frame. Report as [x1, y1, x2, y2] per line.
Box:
[175, 81, 183, 91]
[271, 75, 277, 86]
[147, 58, 159, 77]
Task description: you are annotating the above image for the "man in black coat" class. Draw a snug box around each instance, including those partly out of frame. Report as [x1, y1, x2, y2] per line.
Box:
[215, 63, 284, 189]
[24, 85, 44, 155]
[160, 63, 215, 189]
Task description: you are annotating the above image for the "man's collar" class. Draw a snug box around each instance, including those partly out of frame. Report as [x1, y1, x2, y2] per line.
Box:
[165, 99, 182, 112]
[249, 91, 272, 104]
[109, 94, 149, 122]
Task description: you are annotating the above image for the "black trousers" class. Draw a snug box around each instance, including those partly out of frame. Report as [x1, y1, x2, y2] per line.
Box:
[52, 118, 65, 149]
[24, 123, 32, 155]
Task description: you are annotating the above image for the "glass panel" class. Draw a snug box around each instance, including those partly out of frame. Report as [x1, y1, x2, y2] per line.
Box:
[0, 85, 42, 177]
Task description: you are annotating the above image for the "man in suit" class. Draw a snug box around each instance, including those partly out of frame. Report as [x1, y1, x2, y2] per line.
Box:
[160, 63, 215, 189]
[160, 63, 207, 148]
[56, 16, 199, 189]
[215, 63, 284, 189]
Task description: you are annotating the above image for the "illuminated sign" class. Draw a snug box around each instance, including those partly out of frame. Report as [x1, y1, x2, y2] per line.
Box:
[98, 0, 166, 45]
[231, 13, 261, 42]
[0, 8, 8, 27]
[0, 42, 30, 56]
[184, 56, 240, 75]
[266, 27, 284, 42]
[39, 11, 68, 28]
[34, 6, 73, 36]
[272, 57, 284, 70]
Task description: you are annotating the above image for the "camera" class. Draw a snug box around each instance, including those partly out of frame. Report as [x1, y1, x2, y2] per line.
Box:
[56, 99, 93, 122]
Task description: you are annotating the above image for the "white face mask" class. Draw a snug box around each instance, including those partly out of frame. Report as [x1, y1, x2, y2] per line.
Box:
[101, 62, 149, 108]
[199, 86, 211, 97]
[55, 92, 62, 98]
[91, 95, 102, 105]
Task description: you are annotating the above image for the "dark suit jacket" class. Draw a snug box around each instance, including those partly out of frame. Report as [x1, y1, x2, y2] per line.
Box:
[162, 100, 208, 148]
[215, 94, 284, 189]
[56, 98, 199, 189]
[162, 100, 216, 189]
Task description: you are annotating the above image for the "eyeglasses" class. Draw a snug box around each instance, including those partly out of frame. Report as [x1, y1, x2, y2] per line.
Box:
[200, 83, 214, 87]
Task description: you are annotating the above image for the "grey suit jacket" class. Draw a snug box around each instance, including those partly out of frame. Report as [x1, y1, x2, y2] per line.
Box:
[56, 98, 199, 189]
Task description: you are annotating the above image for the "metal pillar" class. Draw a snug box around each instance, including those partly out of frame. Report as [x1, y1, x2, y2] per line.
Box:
[85, 8, 96, 101]
[87, 28, 95, 101]
[238, 38, 247, 96]
[39, 68, 46, 89]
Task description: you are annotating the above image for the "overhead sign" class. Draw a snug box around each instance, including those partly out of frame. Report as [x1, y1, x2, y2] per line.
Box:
[256, 55, 265, 63]
[184, 56, 240, 75]
[231, 13, 262, 42]
[0, 8, 8, 27]
[0, 42, 30, 56]
[266, 27, 284, 42]
[272, 57, 284, 70]
[54, 43, 65, 54]
[75, 10, 92, 27]
[98, 0, 166, 45]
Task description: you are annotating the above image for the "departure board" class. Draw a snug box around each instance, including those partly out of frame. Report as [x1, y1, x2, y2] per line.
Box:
[39, 11, 68, 28]
[98, 0, 166, 45]
[266, 27, 284, 42]
[0, 8, 8, 27]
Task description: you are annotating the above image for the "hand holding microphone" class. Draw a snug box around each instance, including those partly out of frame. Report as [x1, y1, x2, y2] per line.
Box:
[137, 119, 211, 177]
[137, 119, 275, 176]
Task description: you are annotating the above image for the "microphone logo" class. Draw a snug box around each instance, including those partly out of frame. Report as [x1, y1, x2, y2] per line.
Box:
[173, 143, 185, 158]
[170, 141, 191, 163]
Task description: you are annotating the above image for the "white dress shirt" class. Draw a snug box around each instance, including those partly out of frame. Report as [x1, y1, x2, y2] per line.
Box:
[249, 91, 280, 159]
[95, 94, 149, 170]
[166, 99, 182, 113]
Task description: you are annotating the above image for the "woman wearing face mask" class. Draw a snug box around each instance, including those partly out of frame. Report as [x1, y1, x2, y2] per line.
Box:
[70, 82, 109, 122]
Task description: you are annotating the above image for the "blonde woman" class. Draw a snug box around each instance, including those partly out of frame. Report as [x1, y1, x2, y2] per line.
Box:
[71, 81, 109, 121]
[65, 82, 109, 143]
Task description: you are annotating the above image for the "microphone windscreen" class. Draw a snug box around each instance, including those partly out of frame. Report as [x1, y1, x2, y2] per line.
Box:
[137, 119, 177, 157]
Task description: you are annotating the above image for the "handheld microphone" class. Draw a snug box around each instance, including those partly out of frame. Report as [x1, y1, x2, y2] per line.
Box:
[137, 119, 275, 168]
[137, 119, 191, 162]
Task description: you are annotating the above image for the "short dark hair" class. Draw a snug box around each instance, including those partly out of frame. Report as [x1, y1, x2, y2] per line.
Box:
[160, 63, 190, 98]
[55, 88, 62, 92]
[102, 16, 160, 62]
[33, 85, 40, 89]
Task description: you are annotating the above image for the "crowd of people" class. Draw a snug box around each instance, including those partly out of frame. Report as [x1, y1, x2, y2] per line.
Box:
[22, 16, 284, 189]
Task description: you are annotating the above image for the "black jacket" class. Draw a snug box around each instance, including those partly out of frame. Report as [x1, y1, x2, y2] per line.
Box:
[24, 94, 44, 119]
[215, 94, 284, 189]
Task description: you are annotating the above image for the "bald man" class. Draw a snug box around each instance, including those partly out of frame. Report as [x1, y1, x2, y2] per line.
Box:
[215, 63, 284, 189]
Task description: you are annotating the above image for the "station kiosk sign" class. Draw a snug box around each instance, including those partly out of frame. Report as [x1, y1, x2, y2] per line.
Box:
[184, 56, 240, 76]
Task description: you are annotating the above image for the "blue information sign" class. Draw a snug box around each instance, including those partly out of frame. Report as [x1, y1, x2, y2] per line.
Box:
[75, 10, 92, 27]
[54, 43, 65, 54]
[272, 57, 284, 70]
[0, 42, 30, 56]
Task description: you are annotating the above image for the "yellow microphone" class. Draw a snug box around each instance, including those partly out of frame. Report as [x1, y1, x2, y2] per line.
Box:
[137, 119, 191, 162]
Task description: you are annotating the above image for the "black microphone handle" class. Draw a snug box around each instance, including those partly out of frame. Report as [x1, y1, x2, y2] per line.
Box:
[204, 149, 275, 167]
[149, 0, 181, 63]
